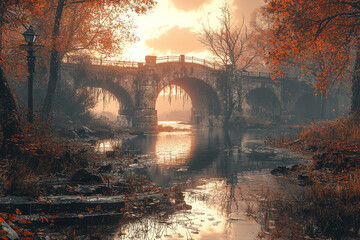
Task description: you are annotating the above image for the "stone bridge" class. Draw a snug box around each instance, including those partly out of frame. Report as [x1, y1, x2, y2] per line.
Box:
[60, 55, 343, 128]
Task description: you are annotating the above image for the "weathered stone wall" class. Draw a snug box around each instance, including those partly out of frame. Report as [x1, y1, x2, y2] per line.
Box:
[60, 58, 346, 129]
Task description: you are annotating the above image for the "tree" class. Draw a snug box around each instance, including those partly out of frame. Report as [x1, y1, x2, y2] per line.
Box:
[0, 0, 45, 156]
[200, 2, 261, 69]
[263, 0, 360, 116]
[40, 0, 156, 119]
[199, 2, 262, 126]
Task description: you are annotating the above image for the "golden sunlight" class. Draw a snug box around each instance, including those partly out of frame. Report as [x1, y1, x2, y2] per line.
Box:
[155, 131, 193, 166]
[89, 89, 120, 121]
[156, 85, 192, 122]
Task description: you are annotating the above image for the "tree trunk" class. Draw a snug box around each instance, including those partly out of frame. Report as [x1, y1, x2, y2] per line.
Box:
[0, 67, 21, 156]
[223, 65, 237, 128]
[0, 4, 21, 156]
[41, 0, 66, 119]
[351, 45, 360, 117]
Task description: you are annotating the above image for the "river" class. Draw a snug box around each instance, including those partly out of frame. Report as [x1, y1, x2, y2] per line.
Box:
[98, 121, 309, 240]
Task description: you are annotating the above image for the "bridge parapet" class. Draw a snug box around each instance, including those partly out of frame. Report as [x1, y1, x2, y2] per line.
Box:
[62, 54, 276, 78]
[62, 55, 224, 69]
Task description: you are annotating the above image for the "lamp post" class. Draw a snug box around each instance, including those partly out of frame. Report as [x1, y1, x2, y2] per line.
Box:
[22, 26, 37, 123]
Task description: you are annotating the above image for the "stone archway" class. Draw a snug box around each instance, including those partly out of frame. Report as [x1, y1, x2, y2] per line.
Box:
[244, 87, 281, 121]
[78, 80, 135, 127]
[155, 77, 223, 126]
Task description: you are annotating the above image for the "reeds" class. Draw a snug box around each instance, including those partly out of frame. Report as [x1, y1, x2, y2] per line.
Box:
[299, 117, 360, 144]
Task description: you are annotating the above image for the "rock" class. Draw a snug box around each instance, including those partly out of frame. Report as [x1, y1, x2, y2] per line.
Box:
[74, 186, 95, 196]
[105, 151, 115, 158]
[77, 126, 94, 135]
[307, 145, 319, 152]
[93, 129, 114, 139]
[113, 182, 131, 193]
[98, 164, 112, 173]
[270, 166, 289, 175]
[57, 127, 79, 139]
[70, 169, 103, 185]
[2, 221, 19, 240]
[298, 171, 311, 185]
[52, 185, 69, 195]
[288, 164, 305, 172]
[76, 126, 96, 138]
[55, 172, 67, 178]
[129, 131, 144, 136]
[95, 186, 112, 195]
[87, 139, 97, 145]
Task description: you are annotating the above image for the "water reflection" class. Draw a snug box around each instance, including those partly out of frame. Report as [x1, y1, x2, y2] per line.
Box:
[98, 122, 307, 239]
[155, 131, 193, 166]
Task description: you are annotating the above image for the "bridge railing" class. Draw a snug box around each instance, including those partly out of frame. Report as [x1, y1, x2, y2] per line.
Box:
[238, 70, 272, 78]
[63, 55, 142, 68]
[62, 55, 275, 78]
[156, 55, 222, 69]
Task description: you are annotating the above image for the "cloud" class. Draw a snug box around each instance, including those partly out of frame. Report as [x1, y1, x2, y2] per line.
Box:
[170, 0, 213, 11]
[145, 26, 206, 54]
[231, 0, 265, 23]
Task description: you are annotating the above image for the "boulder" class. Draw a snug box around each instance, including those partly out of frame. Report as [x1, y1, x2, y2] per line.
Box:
[98, 164, 112, 173]
[70, 169, 103, 185]
[2, 221, 19, 240]
[105, 151, 115, 158]
[129, 131, 145, 136]
[93, 129, 114, 139]
[76, 126, 94, 138]
[270, 166, 289, 175]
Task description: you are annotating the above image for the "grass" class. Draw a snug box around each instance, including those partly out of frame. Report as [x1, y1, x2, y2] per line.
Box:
[260, 116, 360, 239]
[1, 114, 95, 196]
[258, 172, 360, 239]
[299, 116, 360, 144]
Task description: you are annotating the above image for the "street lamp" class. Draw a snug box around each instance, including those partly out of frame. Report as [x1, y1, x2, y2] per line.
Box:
[22, 26, 37, 123]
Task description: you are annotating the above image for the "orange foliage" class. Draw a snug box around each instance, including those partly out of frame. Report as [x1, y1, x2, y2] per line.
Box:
[0, 209, 36, 239]
[263, 0, 358, 94]
[1, 0, 156, 84]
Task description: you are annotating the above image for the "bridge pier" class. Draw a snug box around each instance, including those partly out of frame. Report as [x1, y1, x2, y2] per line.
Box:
[133, 109, 158, 129]
[117, 110, 133, 128]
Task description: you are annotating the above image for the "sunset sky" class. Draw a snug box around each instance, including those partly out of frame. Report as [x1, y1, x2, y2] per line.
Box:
[93, 0, 265, 118]
[123, 0, 265, 61]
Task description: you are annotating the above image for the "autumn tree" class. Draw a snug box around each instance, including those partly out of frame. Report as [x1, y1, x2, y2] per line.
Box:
[200, 2, 263, 126]
[40, 0, 156, 119]
[0, 0, 45, 155]
[263, 0, 360, 116]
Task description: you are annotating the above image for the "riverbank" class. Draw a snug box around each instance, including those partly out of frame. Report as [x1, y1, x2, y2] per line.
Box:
[0, 125, 188, 239]
[263, 117, 360, 239]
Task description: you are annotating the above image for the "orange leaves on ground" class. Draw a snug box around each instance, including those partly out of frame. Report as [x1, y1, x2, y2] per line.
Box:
[7, 214, 17, 222]
[18, 218, 31, 224]
[95, 205, 101, 212]
[85, 207, 93, 213]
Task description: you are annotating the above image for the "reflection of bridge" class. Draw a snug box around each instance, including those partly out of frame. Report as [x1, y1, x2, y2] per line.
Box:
[61, 55, 345, 128]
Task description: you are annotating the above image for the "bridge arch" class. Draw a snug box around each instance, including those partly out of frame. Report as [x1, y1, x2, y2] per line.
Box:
[244, 87, 281, 121]
[294, 93, 321, 120]
[155, 77, 222, 126]
[77, 79, 134, 127]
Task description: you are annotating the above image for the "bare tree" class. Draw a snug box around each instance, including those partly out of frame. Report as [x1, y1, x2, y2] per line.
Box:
[199, 2, 260, 70]
[199, 2, 262, 126]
